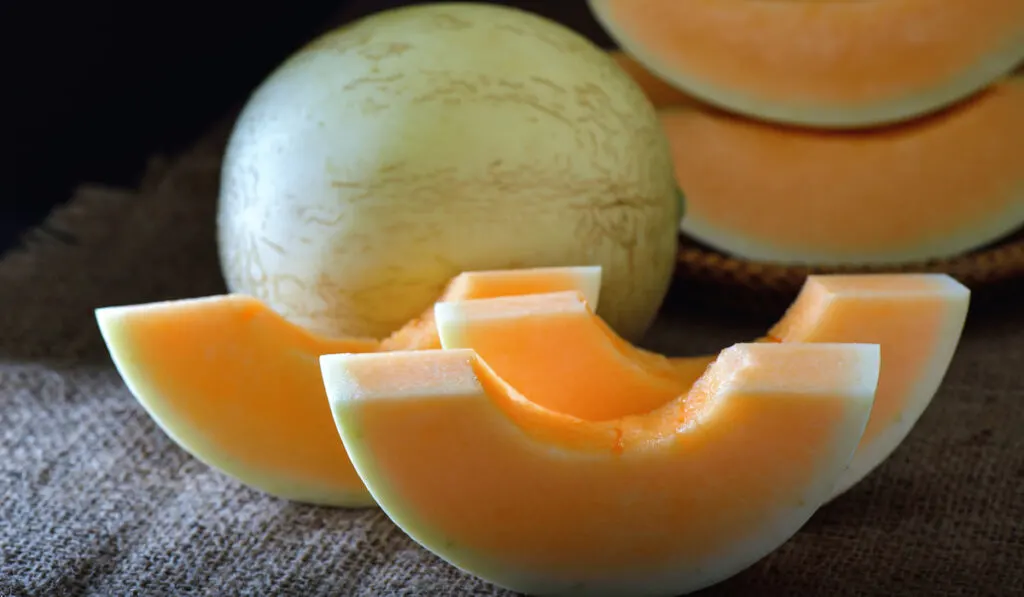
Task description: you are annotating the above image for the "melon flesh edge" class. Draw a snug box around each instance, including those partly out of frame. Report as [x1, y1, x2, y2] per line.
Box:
[433, 290, 689, 420]
[321, 343, 878, 596]
[589, 0, 1024, 128]
[437, 265, 602, 314]
[381, 265, 603, 350]
[436, 273, 970, 500]
[94, 266, 604, 507]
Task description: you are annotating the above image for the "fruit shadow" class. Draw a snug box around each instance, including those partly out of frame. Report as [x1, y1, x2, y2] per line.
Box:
[642, 276, 777, 358]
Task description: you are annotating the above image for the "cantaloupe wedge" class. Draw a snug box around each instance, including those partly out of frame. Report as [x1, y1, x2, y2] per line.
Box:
[609, 53, 1024, 265]
[436, 274, 970, 499]
[320, 343, 879, 596]
[589, 0, 1024, 128]
[95, 265, 601, 506]
[663, 75, 1024, 265]
[380, 265, 601, 350]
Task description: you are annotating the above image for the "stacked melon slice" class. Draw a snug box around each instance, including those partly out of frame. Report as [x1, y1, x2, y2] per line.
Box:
[591, 0, 1024, 266]
[98, 265, 970, 596]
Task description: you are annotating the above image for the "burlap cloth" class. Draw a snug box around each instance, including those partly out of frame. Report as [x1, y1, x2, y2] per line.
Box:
[2, 118, 1022, 597]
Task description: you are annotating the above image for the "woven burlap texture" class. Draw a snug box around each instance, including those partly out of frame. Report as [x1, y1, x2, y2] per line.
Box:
[2, 121, 1022, 597]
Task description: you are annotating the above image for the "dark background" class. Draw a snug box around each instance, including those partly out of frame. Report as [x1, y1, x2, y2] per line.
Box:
[4, 0, 614, 253]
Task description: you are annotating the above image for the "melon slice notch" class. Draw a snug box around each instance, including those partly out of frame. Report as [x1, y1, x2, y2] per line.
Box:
[95, 265, 602, 507]
[434, 290, 690, 420]
[321, 343, 879, 596]
[437, 273, 970, 499]
[757, 273, 969, 496]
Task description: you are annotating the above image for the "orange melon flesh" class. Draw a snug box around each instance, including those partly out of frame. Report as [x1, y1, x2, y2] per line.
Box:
[435, 291, 690, 420]
[95, 265, 602, 507]
[437, 274, 968, 500]
[96, 294, 378, 507]
[663, 76, 1024, 265]
[379, 265, 601, 350]
[589, 0, 1024, 128]
[321, 343, 878, 596]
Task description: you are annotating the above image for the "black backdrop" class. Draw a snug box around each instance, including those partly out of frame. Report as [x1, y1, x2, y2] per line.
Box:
[4, 0, 612, 252]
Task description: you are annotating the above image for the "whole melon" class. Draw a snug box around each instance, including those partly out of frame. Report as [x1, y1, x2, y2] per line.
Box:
[216, 2, 679, 342]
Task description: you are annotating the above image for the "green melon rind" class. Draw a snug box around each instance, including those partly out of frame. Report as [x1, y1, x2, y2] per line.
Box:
[678, 188, 1024, 266]
[675, 187, 686, 223]
[588, 0, 1024, 129]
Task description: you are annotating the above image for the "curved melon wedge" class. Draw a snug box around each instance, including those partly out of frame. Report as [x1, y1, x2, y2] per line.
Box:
[663, 76, 1024, 265]
[95, 265, 601, 507]
[589, 0, 1024, 128]
[320, 343, 879, 597]
[438, 274, 969, 499]
[675, 274, 971, 497]
[96, 294, 379, 507]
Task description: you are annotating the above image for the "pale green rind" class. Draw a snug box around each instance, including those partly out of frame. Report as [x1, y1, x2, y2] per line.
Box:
[217, 1, 680, 342]
[680, 190, 1024, 266]
[320, 345, 878, 597]
[95, 304, 376, 508]
[588, 0, 1024, 129]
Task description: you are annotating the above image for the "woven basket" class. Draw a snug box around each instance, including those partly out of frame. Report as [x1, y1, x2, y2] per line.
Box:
[673, 228, 1024, 316]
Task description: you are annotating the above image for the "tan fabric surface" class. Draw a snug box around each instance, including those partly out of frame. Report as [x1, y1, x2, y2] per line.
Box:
[2, 121, 1023, 597]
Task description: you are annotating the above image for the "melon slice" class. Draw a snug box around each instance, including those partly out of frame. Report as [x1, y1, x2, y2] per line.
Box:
[95, 265, 601, 507]
[436, 274, 970, 499]
[663, 76, 1024, 265]
[589, 0, 1024, 128]
[379, 265, 601, 351]
[320, 343, 879, 596]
